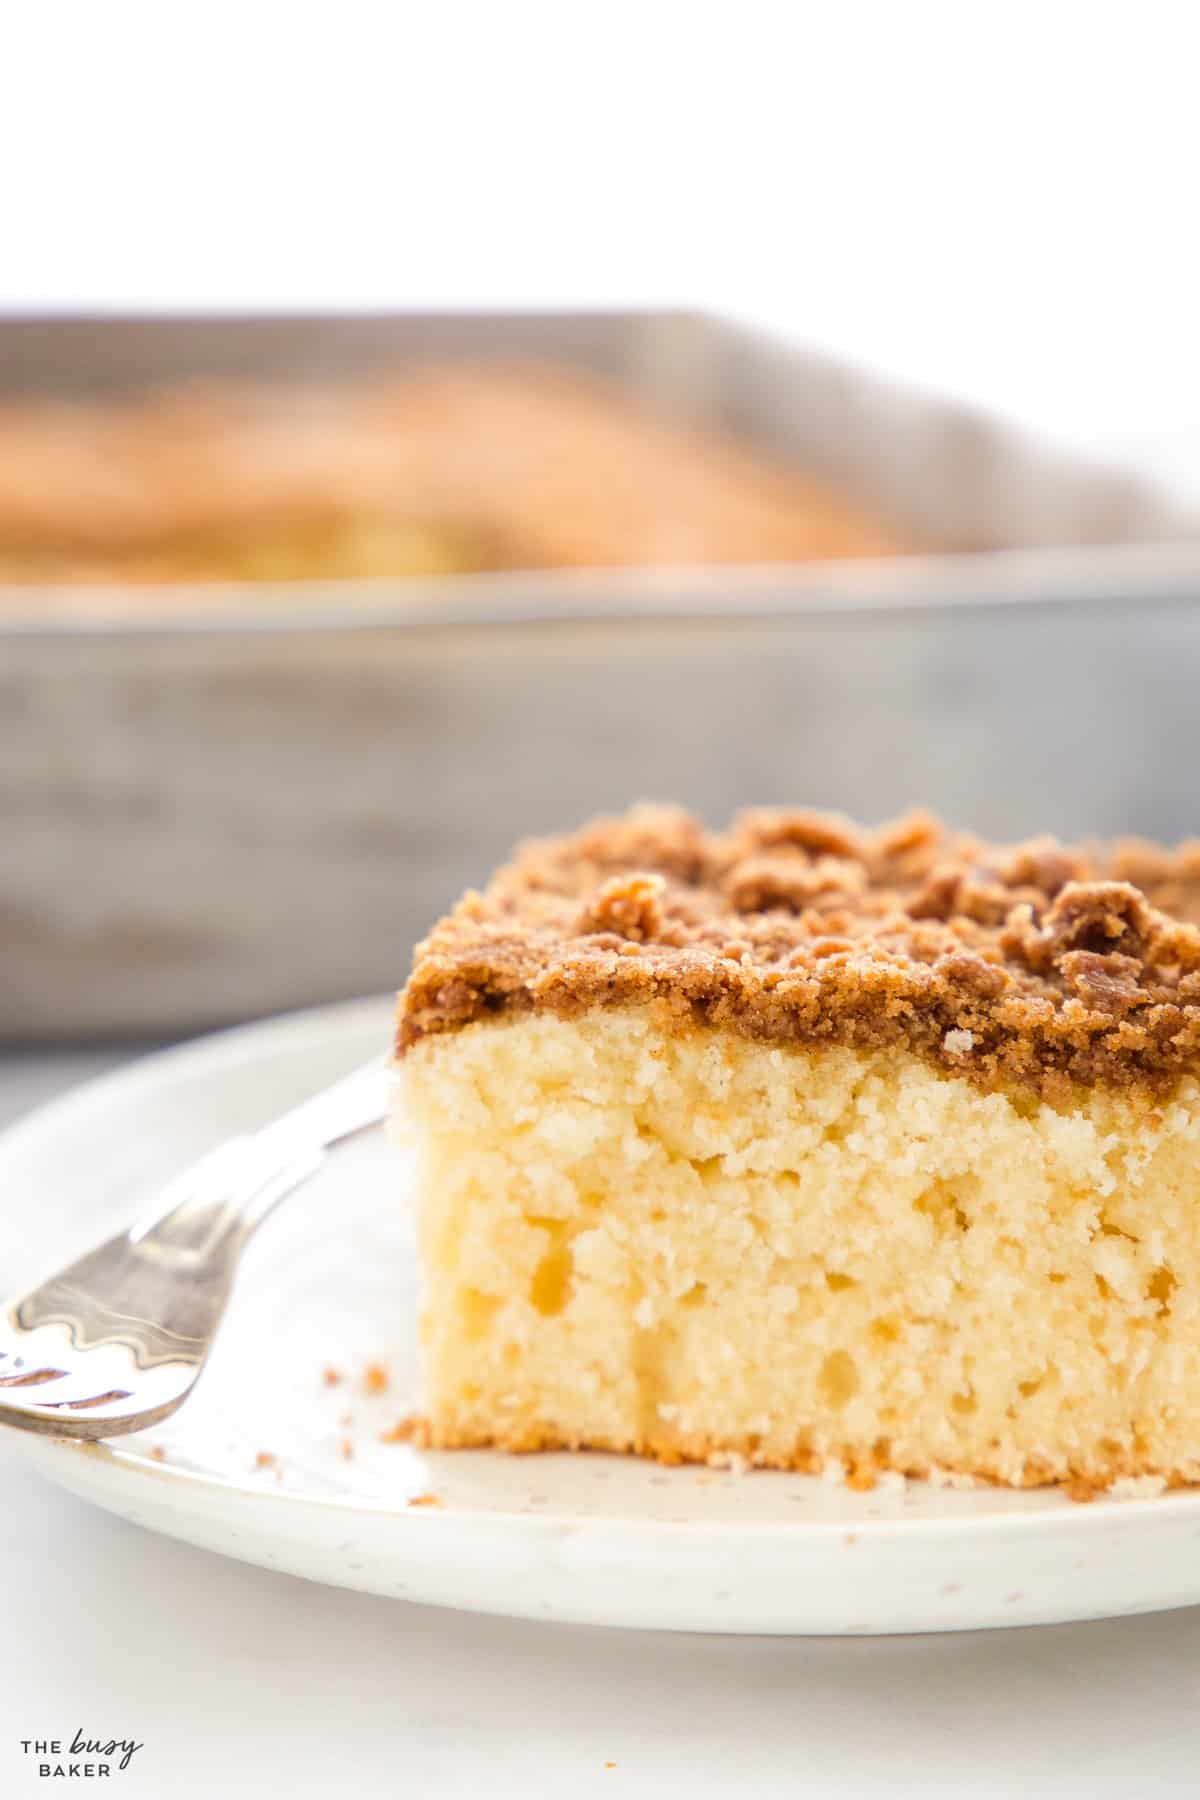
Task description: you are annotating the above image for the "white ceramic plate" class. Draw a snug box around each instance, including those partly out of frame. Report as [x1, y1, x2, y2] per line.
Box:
[5, 998, 1200, 1636]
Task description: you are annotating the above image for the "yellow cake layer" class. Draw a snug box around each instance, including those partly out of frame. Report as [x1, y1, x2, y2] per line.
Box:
[399, 1006, 1200, 1487]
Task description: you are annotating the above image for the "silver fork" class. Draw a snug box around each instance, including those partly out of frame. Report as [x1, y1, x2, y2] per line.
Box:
[0, 1055, 389, 1440]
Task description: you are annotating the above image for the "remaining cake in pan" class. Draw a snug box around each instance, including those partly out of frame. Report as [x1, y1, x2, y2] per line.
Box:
[0, 363, 909, 591]
[396, 806, 1200, 1491]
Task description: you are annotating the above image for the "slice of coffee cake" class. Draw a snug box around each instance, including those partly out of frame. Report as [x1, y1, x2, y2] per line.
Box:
[395, 806, 1200, 1489]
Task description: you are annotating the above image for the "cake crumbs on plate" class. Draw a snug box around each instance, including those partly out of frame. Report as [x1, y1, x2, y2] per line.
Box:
[381, 1414, 429, 1446]
[407, 1492, 442, 1508]
[322, 1365, 343, 1387]
[254, 1450, 276, 1470]
[340, 1437, 355, 1462]
[148, 1445, 166, 1462]
[362, 1362, 390, 1394]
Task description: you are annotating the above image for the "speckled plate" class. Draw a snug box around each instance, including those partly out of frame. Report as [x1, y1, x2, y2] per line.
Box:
[4, 997, 1200, 1634]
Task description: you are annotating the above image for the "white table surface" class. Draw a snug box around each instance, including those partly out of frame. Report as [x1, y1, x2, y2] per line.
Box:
[0, 1047, 1199, 1800]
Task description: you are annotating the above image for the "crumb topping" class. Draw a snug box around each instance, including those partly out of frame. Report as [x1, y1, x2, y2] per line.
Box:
[396, 805, 1200, 1097]
[576, 871, 667, 942]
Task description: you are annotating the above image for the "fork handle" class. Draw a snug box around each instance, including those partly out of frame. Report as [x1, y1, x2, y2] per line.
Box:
[256, 1055, 390, 1162]
[128, 1057, 390, 1264]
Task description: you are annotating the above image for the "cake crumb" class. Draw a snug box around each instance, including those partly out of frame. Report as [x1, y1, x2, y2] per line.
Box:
[254, 1451, 276, 1470]
[380, 1414, 428, 1445]
[362, 1362, 390, 1394]
[927, 1465, 981, 1490]
[322, 1365, 343, 1387]
[1064, 1478, 1099, 1504]
[407, 1491, 442, 1508]
[149, 1445, 166, 1462]
[1108, 1474, 1168, 1499]
[340, 1437, 355, 1462]
[705, 1449, 749, 1474]
[845, 1465, 877, 1493]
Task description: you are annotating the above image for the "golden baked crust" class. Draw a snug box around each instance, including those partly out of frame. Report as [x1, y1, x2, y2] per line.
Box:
[396, 805, 1200, 1098]
[390, 1411, 1186, 1496]
[0, 362, 911, 588]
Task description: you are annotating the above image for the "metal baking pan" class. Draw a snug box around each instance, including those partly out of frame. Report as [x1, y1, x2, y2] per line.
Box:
[2, 310, 1199, 1038]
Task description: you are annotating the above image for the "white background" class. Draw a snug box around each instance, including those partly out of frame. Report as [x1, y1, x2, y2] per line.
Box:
[4, 2, 1200, 500]
[5, 7, 1200, 1793]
